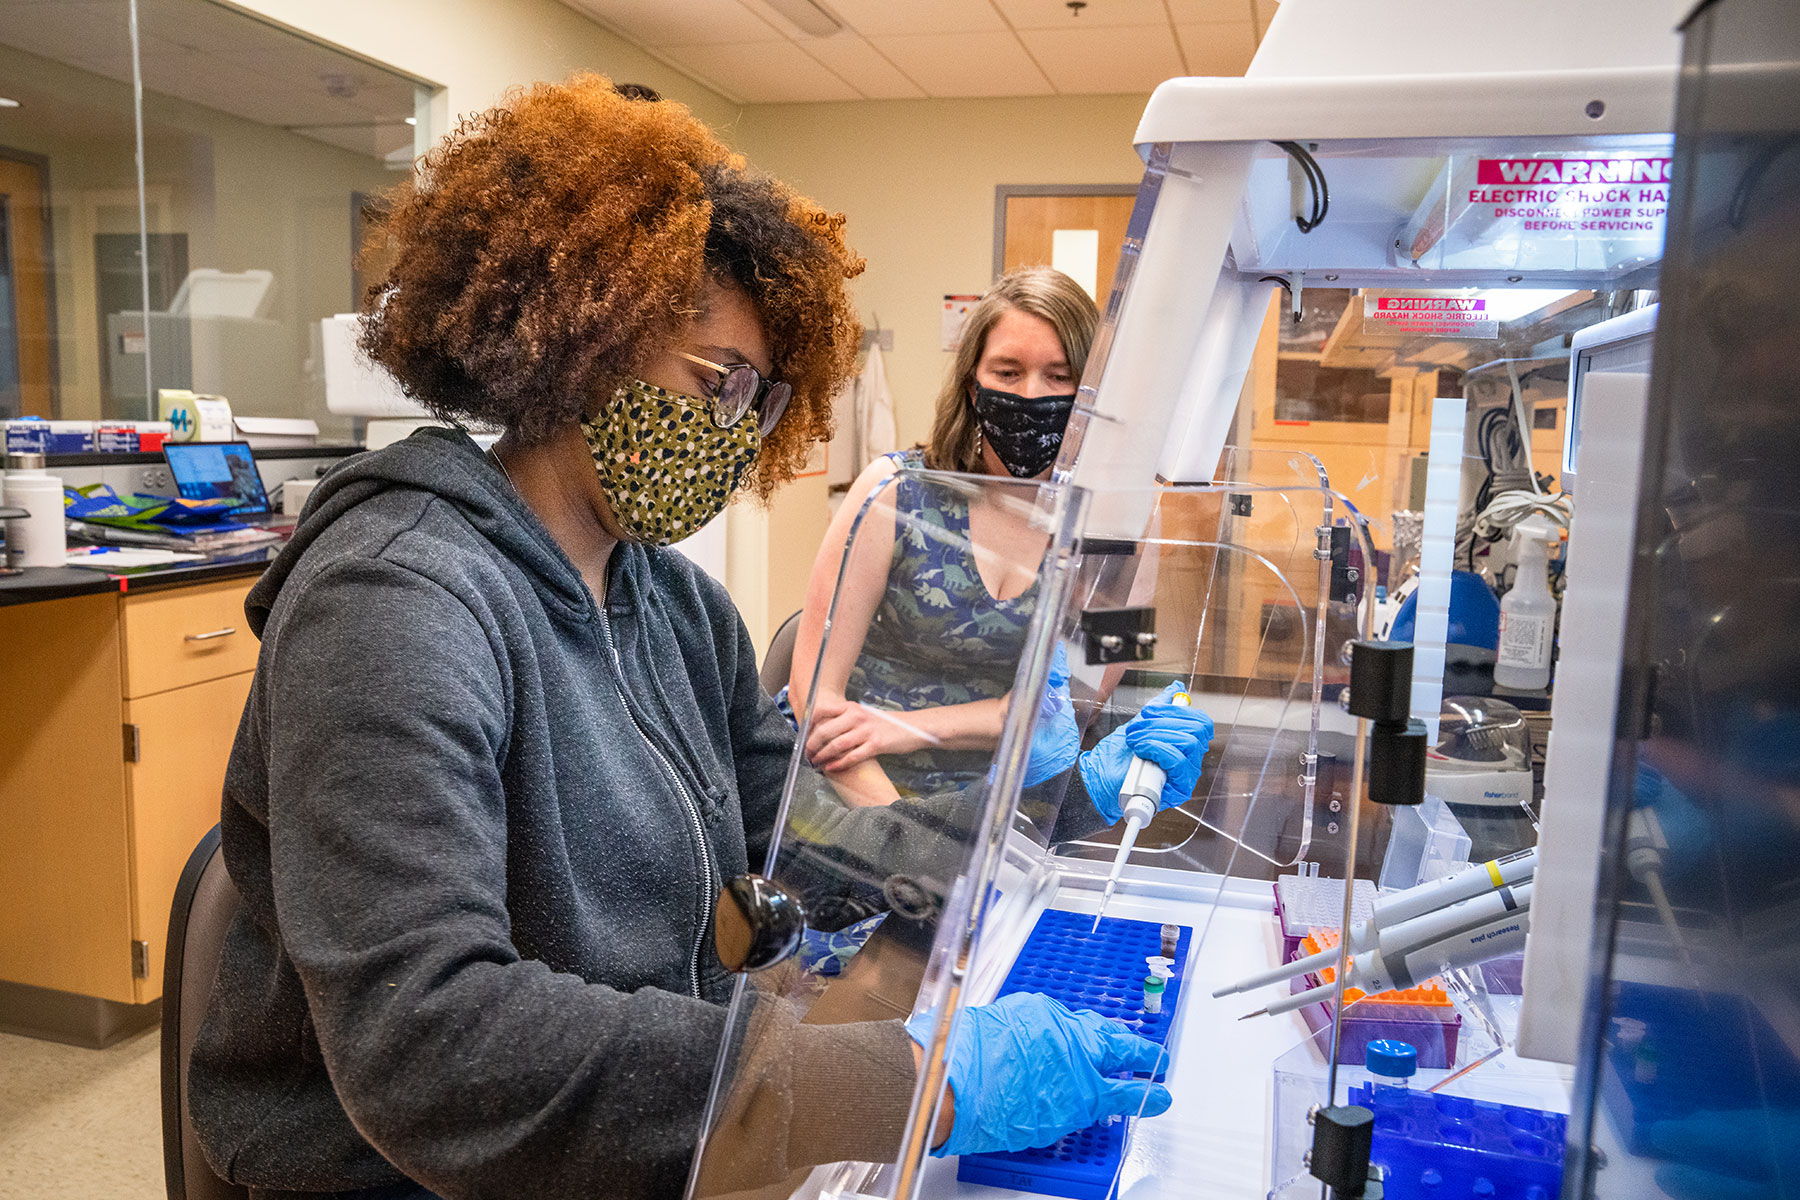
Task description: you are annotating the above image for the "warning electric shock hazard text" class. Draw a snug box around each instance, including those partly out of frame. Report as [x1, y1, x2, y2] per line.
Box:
[1368, 296, 1497, 338]
[1470, 157, 1671, 233]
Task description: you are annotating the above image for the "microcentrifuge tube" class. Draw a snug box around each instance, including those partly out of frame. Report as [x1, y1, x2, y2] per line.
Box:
[1141, 974, 1165, 1013]
[1160, 923, 1180, 959]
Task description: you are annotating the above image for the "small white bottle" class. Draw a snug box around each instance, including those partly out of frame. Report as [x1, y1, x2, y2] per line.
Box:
[1494, 517, 1558, 691]
[3, 453, 66, 569]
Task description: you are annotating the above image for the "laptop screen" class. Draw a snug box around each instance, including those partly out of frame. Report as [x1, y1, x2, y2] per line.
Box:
[163, 441, 272, 515]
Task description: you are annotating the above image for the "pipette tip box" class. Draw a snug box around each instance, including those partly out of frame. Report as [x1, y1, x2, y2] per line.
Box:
[955, 909, 1192, 1200]
[1349, 1083, 1565, 1200]
[1289, 929, 1461, 1069]
[1273, 874, 1377, 962]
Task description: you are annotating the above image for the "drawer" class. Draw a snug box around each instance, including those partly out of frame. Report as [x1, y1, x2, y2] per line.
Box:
[120, 579, 259, 698]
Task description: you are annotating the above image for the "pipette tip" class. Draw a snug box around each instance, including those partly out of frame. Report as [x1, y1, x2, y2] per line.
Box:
[1238, 1008, 1268, 1021]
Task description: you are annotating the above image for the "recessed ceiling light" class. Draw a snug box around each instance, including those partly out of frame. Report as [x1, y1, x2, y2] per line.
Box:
[404, 116, 417, 125]
[762, 0, 842, 37]
[0, 97, 20, 108]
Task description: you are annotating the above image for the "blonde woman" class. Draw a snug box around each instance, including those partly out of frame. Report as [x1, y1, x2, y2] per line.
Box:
[788, 267, 1098, 806]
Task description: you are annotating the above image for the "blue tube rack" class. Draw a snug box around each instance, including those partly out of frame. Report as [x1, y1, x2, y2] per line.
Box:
[954, 909, 1192, 1200]
[1348, 1083, 1566, 1200]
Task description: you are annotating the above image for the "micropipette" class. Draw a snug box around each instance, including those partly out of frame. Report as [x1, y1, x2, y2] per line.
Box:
[1211, 847, 1539, 999]
[1092, 691, 1191, 932]
[1239, 880, 1534, 1019]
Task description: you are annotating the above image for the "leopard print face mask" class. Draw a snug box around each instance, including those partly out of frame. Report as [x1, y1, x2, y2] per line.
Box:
[580, 379, 760, 546]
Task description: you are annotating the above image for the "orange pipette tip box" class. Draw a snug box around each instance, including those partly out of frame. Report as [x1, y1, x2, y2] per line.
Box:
[1300, 928, 1453, 1008]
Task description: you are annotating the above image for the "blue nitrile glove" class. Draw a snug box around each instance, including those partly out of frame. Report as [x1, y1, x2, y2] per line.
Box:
[1633, 761, 1713, 881]
[905, 992, 1172, 1157]
[1023, 643, 1078, 788]
[1643, 1108, 1800, 1200]
[1078, 683, 1215, 823]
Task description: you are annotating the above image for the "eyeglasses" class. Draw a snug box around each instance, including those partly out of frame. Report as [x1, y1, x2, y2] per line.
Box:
[679, 352, 792, 438]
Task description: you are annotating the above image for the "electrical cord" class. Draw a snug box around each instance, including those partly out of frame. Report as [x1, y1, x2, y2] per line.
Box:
[1272, 141, 1329, 234]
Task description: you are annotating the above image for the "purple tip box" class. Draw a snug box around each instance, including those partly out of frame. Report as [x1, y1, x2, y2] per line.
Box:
[1272, 879, 1461, 1069]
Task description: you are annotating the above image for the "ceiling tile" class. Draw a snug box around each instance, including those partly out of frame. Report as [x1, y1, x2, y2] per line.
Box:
[659, 39, 861, 102]
[1174, 21, 1256, 75]
[571, 0, 779, 47]
[1017, 25, 1182, 94]
[796, 32, 927, 99]
[823, 0, 1008, 38]
[140, 0, 291, 56]
[994, 0, 1169, 30]
[1166, 0, 1254, 21]
[869, 30, 1052, 97]
[0, 3, 130, 64]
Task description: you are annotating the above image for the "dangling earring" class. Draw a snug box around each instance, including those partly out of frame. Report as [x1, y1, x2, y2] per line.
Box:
[972, 424, 983, 460]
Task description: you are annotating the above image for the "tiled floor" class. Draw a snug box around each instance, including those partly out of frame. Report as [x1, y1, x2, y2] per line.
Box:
[0, 1028, 163, 1199]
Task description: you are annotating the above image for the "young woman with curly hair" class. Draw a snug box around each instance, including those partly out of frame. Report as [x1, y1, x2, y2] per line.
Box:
[185, 78, 1206, 1200]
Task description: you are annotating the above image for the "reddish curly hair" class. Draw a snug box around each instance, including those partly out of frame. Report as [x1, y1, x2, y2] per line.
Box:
[360, 74, 863, 496]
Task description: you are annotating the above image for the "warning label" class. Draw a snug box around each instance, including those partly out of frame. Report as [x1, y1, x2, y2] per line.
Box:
[1367, 296, 1498, 339]
[1469, 157, 1672, 234]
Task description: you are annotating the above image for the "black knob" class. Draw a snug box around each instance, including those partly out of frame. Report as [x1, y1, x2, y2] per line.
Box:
[1349, 640, 1414, 724]
[1309, 1104, 1376, 1197]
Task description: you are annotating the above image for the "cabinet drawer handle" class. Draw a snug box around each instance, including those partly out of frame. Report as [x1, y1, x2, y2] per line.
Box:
[185, 627, 237, 642]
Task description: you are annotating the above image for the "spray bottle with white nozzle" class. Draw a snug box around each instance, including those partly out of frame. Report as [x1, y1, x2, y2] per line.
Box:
[1494, 516, 1559, 691]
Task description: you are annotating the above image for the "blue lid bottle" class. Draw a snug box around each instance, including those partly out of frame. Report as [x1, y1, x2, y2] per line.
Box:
[1366, 1039, 1418, 1109]
[1366, 1039, 1419, 1080]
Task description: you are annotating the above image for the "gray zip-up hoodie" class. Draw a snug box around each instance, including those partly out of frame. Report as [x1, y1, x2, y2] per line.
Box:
[188, 428, 927, 1199]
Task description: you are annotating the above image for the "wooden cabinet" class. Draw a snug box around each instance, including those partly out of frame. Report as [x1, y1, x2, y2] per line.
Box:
[120, 579, 259, 698]
[0, 578, 255, 1015]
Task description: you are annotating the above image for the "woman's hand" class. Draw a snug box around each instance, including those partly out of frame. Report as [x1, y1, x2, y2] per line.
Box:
[806, 695, 932, 773]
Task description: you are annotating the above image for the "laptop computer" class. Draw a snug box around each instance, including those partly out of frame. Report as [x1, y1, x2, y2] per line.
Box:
[162, 440, 298, 530]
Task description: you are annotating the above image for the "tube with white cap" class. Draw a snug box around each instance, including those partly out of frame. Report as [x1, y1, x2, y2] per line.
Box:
[1092, 690, 1192, 931]
[1142, 956, 1174, 1013]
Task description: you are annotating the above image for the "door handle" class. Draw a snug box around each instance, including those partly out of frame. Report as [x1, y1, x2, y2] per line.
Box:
[184, 627, 236, 642]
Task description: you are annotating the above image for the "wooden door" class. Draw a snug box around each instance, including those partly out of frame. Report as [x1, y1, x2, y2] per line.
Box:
[0, 152, 57, 418]
[124, 669, 254, 1003]
[0, 594, 134, 1003]
[999, 191, 1136, 300]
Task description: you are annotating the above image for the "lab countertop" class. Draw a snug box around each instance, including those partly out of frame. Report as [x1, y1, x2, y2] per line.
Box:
[0, 542, 282, 607]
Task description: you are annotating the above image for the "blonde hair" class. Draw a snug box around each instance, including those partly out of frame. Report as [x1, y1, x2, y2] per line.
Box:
[923, 266, 1099, 473]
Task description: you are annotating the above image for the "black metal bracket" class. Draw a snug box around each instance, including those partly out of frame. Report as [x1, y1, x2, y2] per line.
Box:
[1309, 1104, 1384, 1199]
[1075, 537, 1138, 557]
[1079, 606, 1158, 666]
[1229, 492, 1254, 517]
[1348, 640, 1427, 806]
[1329, 525, 1362, 604]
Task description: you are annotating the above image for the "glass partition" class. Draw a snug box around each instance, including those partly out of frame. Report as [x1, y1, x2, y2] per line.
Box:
[687, 466, 1378, 1200]
[0, 0, 137, 422]
[0, 0, 433, 436]
[1568, 5, 1800, 1200]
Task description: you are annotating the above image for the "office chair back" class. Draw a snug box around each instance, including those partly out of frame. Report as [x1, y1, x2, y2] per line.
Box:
[162, 825, 250, 1200]
[759, 610, 803, 699]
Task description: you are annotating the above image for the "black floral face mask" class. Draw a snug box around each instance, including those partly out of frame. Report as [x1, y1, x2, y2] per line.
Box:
[970, 385, 1076, 478]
